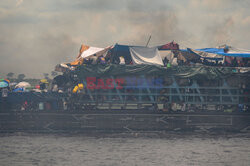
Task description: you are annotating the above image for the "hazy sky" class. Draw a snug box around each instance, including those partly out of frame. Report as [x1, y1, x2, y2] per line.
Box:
[0, 0, 250, 78]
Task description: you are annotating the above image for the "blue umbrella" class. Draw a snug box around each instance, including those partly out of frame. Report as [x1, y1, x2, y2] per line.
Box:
[0, 81, 9, 88]
[13, 87, 24, 92]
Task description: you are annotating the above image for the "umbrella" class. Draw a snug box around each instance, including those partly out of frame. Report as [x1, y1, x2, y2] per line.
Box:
[15, 82, 31, 88]
[35, 85, 40, 89]
[13, 87, 24, 92]
[0, 81, 9, 88]
[4, 79, 10, 83]
[40, 79, 48, 84]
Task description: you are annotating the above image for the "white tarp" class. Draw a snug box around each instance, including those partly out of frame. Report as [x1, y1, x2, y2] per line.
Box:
[129, 47, 164, 66]
[189, 48, 223, 60]
[159, 50, 174, 61]
[81, 46, 110, 59]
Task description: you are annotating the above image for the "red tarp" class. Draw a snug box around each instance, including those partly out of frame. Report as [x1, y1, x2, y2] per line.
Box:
[158, 41, 179, 50]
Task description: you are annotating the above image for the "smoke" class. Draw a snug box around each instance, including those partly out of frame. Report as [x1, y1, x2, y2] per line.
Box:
[107, 0, 189, 46]
[118, 11, 184, 46]
[205, 17, 235, 47]
[16, 0, 23, 7]
[0, 25, 78, 78]
[0, 0, 250, 78]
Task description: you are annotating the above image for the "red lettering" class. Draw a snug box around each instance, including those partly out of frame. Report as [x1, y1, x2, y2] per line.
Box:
[105, 78, 114, 89]
[96, 79, 106, 89]
[86, 77, 96, 89]
[86, 77, 124, 89]
[115, 78, 124, 89]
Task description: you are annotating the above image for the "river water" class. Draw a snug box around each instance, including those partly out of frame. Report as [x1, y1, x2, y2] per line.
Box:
[0, 133, 249, 166]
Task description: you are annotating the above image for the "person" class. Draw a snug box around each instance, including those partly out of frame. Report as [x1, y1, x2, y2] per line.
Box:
[238, 104, 244, 112]
[83, 58, 93, 65]
[98, 56, 106, 65]
[163, 57, 169, 66]
[72, 83, 85, 94]
[119, 56, 125, 65]
[224, 46, 229, 53]
[21, 101, 28, 111]
[181, 103, 186, 112]
[40, 79, 48, 91]
[171, 56, 178, 66]
[52, 75, 69, 92]
[167, 62, 171, 68]
[91, 55, 98, 64]
[40, 82, 46, 91]
[1, 88, 8, 98]
[1, 88, 9, 111]
[51, 84, 58, 92]
[171, 102, 177, 112]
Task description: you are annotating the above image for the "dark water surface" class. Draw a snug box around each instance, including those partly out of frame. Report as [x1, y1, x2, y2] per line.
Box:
[0, 133, 250, 166]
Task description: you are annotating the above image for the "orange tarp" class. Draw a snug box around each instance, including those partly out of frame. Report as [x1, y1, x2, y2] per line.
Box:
[69, 57, 83, 66]
[70, 44, 90, 66]
[77, 44, 90, 59]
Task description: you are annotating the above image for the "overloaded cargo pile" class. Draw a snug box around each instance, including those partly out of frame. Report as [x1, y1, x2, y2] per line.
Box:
[51, 41, 250, 93]
[57, 41, 250, 72]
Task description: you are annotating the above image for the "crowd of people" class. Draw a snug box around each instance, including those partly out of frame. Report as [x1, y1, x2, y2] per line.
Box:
[1, 47, 250, 112]
[63, 47, 250, 68]
[161, 51, 250, 68]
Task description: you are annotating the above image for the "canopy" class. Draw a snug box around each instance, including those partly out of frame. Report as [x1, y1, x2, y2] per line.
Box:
[195, 47, 250, 58]
[159, 50, 172, 59]
[13, 87, 25, 92]
[40, 79, 48, 84]
[158, 41, 179, 50]
[80, 46, 110, 59]
[0, 81, 9, 88]
[68, 44, 111, 66]
[110, 44, 133, 64]
[111, 44, 164, 65]
[69, 44, 90, 66]
[188, 48, 224, 60]
[159, 49, 200, 62]
[15, 82, 31, 88]
[129, 46, 163, 66]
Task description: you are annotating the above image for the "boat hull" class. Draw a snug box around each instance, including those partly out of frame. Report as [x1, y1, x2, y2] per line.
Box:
[1, 111, 250, 133]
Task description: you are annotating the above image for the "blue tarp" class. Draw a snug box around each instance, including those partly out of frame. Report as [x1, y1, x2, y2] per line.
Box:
[112, 44, 131, 57]
[187, 48, 223, 60]
[111, 44, 139, 64]
[196, 48, 250, 58]
[112, 45, 250, 62]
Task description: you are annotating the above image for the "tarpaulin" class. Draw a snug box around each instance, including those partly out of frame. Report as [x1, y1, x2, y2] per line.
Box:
[195, 47, 250, 58]
[188, 48, 224, 60]
[158, 41, 179, 50]
[129, 46, 163, 66]
[81, 46, 109, 59]
[110, 44, 133, 64]
[159, 50, 173, 60]
[73, 64, 248, 80]
[65, 44, 112, 67]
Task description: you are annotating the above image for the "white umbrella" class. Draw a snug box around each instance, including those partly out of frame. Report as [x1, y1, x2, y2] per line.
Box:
[15, 82, 31, 88]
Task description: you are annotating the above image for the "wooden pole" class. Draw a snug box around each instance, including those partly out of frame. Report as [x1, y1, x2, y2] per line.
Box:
[146, 35, 151, 47]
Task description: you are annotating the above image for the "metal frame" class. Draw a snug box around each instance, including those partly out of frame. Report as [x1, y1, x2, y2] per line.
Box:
[77, 76, 249, 110]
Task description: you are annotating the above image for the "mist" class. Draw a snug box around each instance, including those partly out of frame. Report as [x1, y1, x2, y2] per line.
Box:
[0, 0, 250, 78]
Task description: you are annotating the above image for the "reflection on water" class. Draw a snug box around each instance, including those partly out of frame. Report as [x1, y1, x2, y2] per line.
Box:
[0, 133, 250, 166]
